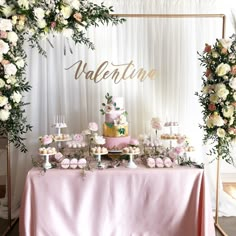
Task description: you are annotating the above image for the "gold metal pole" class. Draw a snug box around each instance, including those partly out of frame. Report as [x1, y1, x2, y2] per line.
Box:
[6, 138, 12, 227]
[113, 13, 225, 18]
[215, 157, 220, 225]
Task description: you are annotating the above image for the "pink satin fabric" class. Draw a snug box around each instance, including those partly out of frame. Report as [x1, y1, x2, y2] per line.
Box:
[19, 167, 215, 236]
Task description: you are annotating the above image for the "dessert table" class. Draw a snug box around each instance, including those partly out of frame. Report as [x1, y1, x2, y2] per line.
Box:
[19, 166, 215, 236]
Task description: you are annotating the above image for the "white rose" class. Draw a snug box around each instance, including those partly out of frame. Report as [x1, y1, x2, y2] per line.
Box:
[6, 76, 17, 84]
[0, 79, 5, 88]
[94, 135, 106, 145]
[0, 53, 2, 62]
[202, 85, 210, 94]
[219, 39, 232, 49]
[65, 0, 80, 10]
[212, 51, 219, 58]
[7, 31, 18, 44]
[62, 28, 73, 38]
[0, 19, 12, 31]
[222, 105, 234, 118]
[0, 95, 8, 107]
[216, 63, 231, 77]
[215, 83, 229, 100]
[0, 39, 10, 54]
[0, 109, 10, 121]
[229, 77, 236, 90]
[4, 63, 17, 76]
[15, 58, 25, 68]
[37, 19, 47, 29]
[61, 5, 73, 19]
[34, 8, 45, 20]
[16, 24, 24, 31]
[209, 94, 218, 104]
[12, 15, 18, 25]
[2, 5, 15, 18]
[217, 128, 226, 138]
[229, 117, 234, 126]
[0, 0, 6, 4]
[11, 91, 22, 103]
[212, 113, 224, 127]
[206, 117, 213, 128]
[18, 0, 29, 9]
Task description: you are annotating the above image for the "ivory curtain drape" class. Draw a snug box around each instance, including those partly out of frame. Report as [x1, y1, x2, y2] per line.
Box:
[1, 0, 236, 219]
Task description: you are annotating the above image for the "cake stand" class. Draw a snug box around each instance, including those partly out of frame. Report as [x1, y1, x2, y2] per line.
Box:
[125, 152, 140, 169]
[40, 153, 55, 170]
[55, 138, 71, 149]
[94, 152, 108, 169]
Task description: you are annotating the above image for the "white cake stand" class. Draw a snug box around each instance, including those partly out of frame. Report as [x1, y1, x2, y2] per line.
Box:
[125, 152, 140, 169]
[94, 152, 108, 169]
[40, 153, 55, 170]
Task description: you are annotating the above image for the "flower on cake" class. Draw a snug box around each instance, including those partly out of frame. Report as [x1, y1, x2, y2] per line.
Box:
[196, 34, 236, 164]
[94, 135, 106, 145]
[39, 135, 54, 146]
[88, 122, 98, 132]
[114, 114, 127, 126]
[100, 92, 121, 115]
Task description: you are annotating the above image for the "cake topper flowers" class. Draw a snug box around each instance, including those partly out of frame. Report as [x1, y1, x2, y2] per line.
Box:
[196, 34, 236, 164]
[100, 92, 121, 115]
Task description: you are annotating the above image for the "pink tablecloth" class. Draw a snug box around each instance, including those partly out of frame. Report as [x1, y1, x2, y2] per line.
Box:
[19, 166, 215, 236]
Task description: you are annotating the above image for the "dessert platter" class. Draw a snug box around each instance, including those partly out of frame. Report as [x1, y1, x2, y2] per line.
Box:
[34, 94, 198, 173]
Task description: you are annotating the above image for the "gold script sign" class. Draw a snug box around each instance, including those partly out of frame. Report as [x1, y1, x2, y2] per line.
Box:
[65, 60, 157, 84]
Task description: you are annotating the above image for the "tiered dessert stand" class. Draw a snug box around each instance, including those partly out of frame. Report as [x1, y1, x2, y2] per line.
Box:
[53, 115, 71, 149]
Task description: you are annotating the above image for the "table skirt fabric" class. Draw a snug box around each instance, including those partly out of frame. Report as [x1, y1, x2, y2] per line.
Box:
[19, 167, 215, 236]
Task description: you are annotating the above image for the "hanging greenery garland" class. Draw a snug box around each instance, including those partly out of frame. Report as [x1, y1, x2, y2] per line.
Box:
[0, 0, 125, 152]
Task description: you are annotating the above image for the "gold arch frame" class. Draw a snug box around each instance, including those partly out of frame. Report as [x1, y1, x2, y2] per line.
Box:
[112, 13, 226, 235]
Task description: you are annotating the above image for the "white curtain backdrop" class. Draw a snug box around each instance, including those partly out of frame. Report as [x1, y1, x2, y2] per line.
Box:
[1, 0, 236, 219]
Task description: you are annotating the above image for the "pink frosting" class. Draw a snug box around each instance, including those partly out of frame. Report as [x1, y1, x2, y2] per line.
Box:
[104, 136, 131, 149]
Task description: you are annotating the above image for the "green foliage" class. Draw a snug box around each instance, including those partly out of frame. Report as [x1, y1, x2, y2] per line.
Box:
[0, 1, 125, 152]
[196, 34, 236, 164]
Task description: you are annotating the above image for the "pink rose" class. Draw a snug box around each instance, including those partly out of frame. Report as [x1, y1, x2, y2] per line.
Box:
[40, 135, 53, 146]
[0, 31, 7, 39]
[204, 44, 211, 53]
[168, 150, 177, 160]
[208, 103, 216, 111]
[231, 65, 236, 75]
[51, 22, 56, 28]
[205, 68, 211, 78]
[177, 136, 186, 144]
[88, 122, 98, 132]
[174, 146, 184, 155]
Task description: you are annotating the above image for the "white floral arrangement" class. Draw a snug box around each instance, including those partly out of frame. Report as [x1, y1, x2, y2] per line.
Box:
[0, 1, 124, 152]
[196, 34, 236, 164]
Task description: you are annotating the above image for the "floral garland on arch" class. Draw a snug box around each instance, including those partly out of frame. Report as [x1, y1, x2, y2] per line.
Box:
[0, 0, 125, 152]
[196, 34, 236, 164]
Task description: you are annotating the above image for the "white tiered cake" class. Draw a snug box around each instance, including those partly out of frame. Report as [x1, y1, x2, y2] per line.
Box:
[100, 93, 130, 150]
